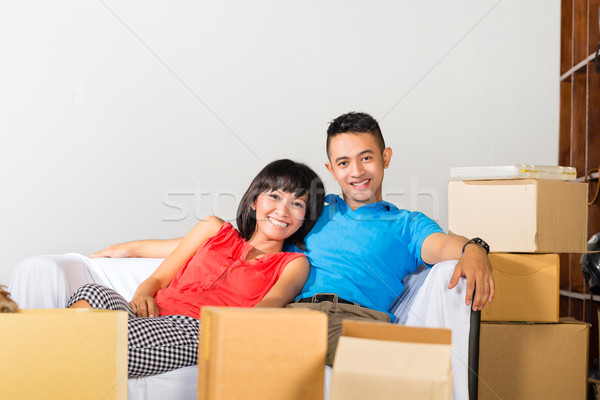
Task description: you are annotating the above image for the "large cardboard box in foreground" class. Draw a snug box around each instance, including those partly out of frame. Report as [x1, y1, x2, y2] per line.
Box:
[479, 320, 589, 400]
[482, 253, 559, 322]
[0, 309, 127, 400]
[198, 306, 327, 400]
[330, 320, 452, 400]
[448, 179, 588, 253]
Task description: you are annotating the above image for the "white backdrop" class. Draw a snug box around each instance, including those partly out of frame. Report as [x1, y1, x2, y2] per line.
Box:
[0, 0, 560, 285]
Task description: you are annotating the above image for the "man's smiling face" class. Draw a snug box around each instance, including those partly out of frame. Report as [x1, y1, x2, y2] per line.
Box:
[325, 132, 392, 210]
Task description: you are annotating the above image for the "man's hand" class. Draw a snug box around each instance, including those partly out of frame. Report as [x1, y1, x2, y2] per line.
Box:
[90, 238, 182, 259]
[448, 244, 494, 311]
[422, 232, 495, 311]
[91, 243, 136, 258]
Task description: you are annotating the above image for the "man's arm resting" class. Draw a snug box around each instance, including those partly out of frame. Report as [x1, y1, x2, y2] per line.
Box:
[421, 232, 494, 311]
[91, 238, 183, 258]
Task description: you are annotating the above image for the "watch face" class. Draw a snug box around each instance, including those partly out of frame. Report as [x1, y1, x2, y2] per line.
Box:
[473, 238, 490, 253]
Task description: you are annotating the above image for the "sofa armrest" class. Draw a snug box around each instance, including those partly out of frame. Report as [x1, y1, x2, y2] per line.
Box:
[396, 260, 470, 400]
[9, 254, 162, 309]
[86, 256, 163, 300]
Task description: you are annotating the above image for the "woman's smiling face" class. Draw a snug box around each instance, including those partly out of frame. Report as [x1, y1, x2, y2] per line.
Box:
[251, 189, 308, 242]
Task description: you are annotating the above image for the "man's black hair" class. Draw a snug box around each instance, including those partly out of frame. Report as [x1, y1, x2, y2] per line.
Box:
[326, 111, 386, 158]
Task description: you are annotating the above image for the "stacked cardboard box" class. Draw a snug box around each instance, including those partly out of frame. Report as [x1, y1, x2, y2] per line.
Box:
[448, 179, 588, 253]
[482, 253, 559, 322]
[478, 319, 589, 399]
[591, 311, 600, 400]
[448, 178, 590, 400]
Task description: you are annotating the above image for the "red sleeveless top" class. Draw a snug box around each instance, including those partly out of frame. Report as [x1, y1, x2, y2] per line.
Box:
[154, 223, 305, 319]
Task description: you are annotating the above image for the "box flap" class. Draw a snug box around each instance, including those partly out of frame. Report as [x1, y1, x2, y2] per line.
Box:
[342, 320, 451, 345]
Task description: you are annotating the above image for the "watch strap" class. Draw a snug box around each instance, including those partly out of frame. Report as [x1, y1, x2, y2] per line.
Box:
[462, 237, 490, 254]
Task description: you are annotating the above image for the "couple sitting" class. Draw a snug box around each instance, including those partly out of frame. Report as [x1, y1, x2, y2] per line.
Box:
[69, 111, 494, 379]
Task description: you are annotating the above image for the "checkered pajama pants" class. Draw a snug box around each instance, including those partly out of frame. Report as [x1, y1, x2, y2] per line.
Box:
[67, 283, 200, 378]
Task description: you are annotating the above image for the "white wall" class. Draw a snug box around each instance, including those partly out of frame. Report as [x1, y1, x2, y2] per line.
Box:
[0, 0, 560, 285]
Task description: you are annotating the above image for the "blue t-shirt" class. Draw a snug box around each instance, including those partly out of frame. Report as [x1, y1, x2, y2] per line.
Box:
[286, 194, 443, 320]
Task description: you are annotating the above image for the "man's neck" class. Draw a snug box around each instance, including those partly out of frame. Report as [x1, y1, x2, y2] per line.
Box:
[341, 194, 383, 211]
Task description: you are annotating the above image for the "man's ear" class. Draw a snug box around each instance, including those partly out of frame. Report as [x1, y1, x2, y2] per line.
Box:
[382, 147, 393, 169]
[324, 162, 336, 178]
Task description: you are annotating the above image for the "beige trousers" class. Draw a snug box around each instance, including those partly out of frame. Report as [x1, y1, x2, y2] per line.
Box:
[285, 298, 390, 365]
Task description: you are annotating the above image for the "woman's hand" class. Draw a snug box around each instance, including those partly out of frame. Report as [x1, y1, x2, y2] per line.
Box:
[130, 277, 162, 317]
[125, 217, 225, 316]
[130, 294, 160, 318]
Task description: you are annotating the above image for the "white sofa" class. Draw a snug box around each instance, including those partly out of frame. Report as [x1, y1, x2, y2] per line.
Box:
[9, 253, 474, 400]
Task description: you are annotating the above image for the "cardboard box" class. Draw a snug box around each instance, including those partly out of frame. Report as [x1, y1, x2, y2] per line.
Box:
[198, 306, 327, 400]
[330, 320, 452, 400]
[479, 320, 589, 400]
[448, 179, 588, 253]
[482, 253, 559, 322]
[0, 309, 127, 400]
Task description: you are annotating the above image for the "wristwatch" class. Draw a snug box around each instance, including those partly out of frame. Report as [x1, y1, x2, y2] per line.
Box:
[462, 237, 490, 254]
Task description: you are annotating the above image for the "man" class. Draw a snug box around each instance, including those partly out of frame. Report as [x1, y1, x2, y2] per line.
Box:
[282, 112, 493, 364]
[93, 111, 494, 365]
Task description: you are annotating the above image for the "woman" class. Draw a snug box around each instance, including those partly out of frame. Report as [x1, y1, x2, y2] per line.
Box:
[68, 159, 325, 377]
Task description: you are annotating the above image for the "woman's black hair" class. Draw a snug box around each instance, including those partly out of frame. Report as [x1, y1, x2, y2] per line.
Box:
[236, 159, 325, 250]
